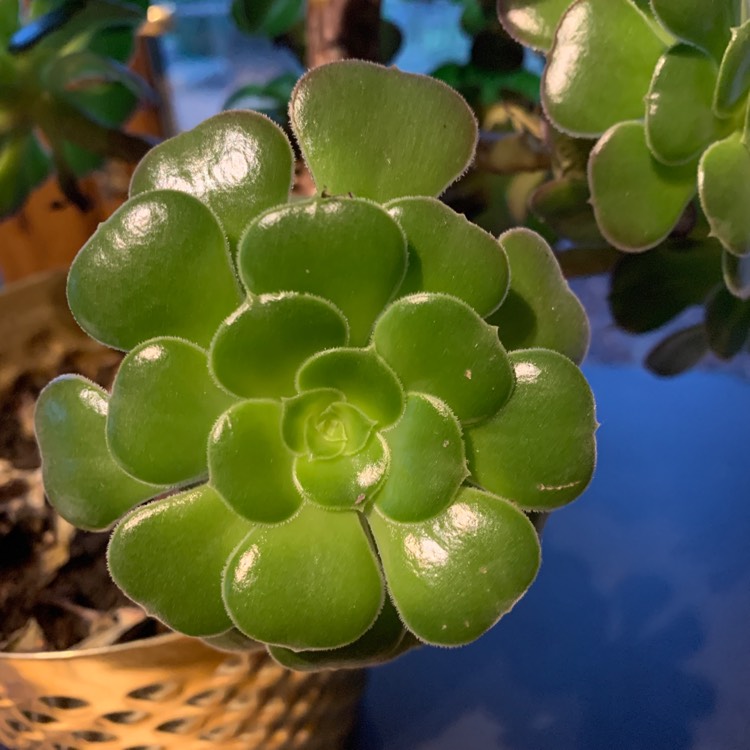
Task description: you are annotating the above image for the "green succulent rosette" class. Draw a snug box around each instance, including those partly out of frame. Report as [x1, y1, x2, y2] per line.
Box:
[35, 61, 596, 670]
[500, 0, 750, 297]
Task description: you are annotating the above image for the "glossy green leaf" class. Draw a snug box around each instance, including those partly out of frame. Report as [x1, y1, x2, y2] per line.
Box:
[466, 349, 596, 510]
[723, 249, 750, 299]
[529, 178, 605, 247]
[699, 133, 750, 256]
[373, 294, 514, 424]
[705, 286, 750, 357]
[369, 487, 540, 645]
[713, 19, 750, 115]
[386, 197, 509, 316]
[35, 375, 159, 531]
[651, 0, 739, 61]
[208, 400, 302, 524]
[542, 0, 665, 137]
[497, 0, 571, 51]
[239, 198, 407, 346]
[303, 401, 375, 459]
[487, 228, 590, 363]
[210, 293, 348, 399]
[294, 433, 389, 509]
[609, 239, 723, 332]
[108, 485, 253, 636]
[67, 190, 242, 350]
[223, 503, 384, 649]
[281, 389, 345, 454]
[296, 347, 404, 428]
[130, 111, 294, 246]
[290, 60, 478, 201]
[589, 121, 697, 251]
[646, 45, 721, 165]
[107, 338, 236, 486]
[269, 598, 417, 671]
[645, 325, 710, 376]
[376, 394, 467, 523]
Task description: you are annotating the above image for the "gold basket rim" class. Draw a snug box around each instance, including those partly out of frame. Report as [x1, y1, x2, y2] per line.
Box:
[0, 631, 191, 662]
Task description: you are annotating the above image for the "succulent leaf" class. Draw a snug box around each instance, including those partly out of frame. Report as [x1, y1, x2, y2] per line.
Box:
[289, 60, 478, 201]
[386, 197, 509, 316]
[705, 285, 750, 357]
[130, 111, 294, 247]
[223, 502, 384, 650]
[35, 375, 160, 531]
[713, 19, 750, 116]
[67, 190, 242, 350]
[497, 0, 572, 52]
[722, 250, 750, 299]
[239, 197, 407, 346]
[108, 485, 253, 636]
[465, 349, 597, 510]
[281, 389, 346, 455]
[369, 487, 540, 645]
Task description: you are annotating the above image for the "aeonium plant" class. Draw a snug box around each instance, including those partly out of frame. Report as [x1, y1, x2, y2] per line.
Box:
[34, 60, 597, 670]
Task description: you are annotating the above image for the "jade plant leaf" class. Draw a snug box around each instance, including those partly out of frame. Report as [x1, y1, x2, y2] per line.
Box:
[497, 0, 572, 51]
[369, 487, 540, 645]
[108, 485, 253, 636]
[651, 0, 739, 62]
[723, 250, 750, 299]
[223, 503, 384, 650]
[645, 325, 710, 376]
[386, 197, 509, 316]
[698, 133, 750, 256]
[107, 338, 237, 486]
[296, 347, 404, 427]
[589, 121, 697, 251]
[130, 111, 294, 246]
[465, 349, 597, 510]
[487, 228, 589, 363]
[713, 19, 750, 116]
[645, 45, 721, 165]
[542, 0, 666, 137]
[67, 190, 242, 350]
[289, 60, 478, 201]
[376, 394, 468, 523]
[210, 293, 349, 399]
[373, 293, 514, 424]
[239, 198, 407, 345]
[35, 376, 160, 531]
[208, 400, 302, 524]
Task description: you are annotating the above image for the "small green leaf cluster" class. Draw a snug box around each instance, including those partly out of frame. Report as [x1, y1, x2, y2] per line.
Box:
[0, 0, 151, 216]
[36, 61, 596, 670]
[500, 0, 750, 299]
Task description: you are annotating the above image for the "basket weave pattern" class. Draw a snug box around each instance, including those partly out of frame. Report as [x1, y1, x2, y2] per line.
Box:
[0, 635, 364, 750]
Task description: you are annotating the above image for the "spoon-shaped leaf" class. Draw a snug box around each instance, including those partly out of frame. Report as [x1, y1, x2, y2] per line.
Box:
[589, 121, 697, 251]
[108, 485, 253, 636]
[210, 293, 348, 399]
[223, 503, 384, 650]
[67, 190, 242, 350]
[723, 250, 750, 299]
[35, 375, 160, 531]
[130, 111, 294, 246]
[373, 293, 514, 424]
[465, 348, 596, 510]
[296, 347, 404, 428]
[239, 198, 407, 346]
[386, 197, 509, 316]
[543, 0, 665, 137]
[487, 228, 589, 363]
[290, 60, 477, 201]
[651, 0, 739, 62]
[645, 325, 710, 376]
[646, 45, 721, 165]
[208, 400, 302, 524]
[107, 338, 237, 486]
[368, 487, 540, 645]
[698, 133, 750, 256]
[497, 0, 572, 52]
[713, 19, 750, 116]
[376, 394, 468, 523]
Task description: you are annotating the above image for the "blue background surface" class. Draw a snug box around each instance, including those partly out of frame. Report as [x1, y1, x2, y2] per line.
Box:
[354, 364, 750, 750]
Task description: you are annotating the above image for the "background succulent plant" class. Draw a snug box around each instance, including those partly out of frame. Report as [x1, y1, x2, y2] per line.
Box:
[35, 60, 596, 670]
[0, 0, 153, 216]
